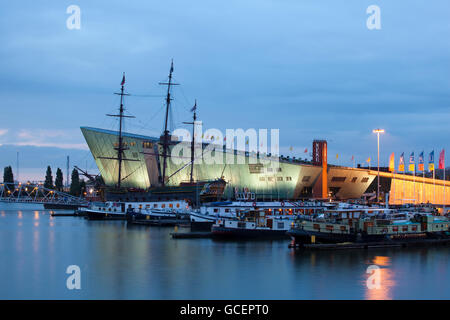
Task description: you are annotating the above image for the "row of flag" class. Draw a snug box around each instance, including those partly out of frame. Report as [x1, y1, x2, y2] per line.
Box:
[388, 150, 445, 173]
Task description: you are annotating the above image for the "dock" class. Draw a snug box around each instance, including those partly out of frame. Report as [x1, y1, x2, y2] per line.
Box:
[289, 238, 450, 250]
[171, 232, 212, 239]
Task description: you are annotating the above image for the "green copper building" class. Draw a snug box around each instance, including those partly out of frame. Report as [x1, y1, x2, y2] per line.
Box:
[81, 126, 376, 200]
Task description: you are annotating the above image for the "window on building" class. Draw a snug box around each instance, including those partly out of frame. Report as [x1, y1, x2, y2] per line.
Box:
[277, 177, 283, 181]
[286, 177, 292, 181]
[142, 141, 153, 148]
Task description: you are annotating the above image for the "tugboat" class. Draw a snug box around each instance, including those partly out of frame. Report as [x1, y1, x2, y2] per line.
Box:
[287, 208, 450, 246]
[190, 200, 337, 231]
[210, 208, 294, 239]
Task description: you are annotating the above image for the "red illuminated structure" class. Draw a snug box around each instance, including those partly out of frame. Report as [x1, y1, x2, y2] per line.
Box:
[312, 140, 328, 199]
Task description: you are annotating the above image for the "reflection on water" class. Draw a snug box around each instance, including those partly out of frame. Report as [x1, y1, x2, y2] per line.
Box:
[364, 256, 395, 300]
[0, 206, 449, 299]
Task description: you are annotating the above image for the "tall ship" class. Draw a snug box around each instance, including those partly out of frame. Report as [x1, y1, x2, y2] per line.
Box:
[81, 62, 450, 206]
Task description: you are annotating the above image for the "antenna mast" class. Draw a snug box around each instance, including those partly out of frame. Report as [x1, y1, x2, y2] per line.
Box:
[183, 100, 197, 184]
[159, 60, 179, 186]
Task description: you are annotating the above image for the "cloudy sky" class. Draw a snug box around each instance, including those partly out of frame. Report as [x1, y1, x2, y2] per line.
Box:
[1, 0, 449, 182]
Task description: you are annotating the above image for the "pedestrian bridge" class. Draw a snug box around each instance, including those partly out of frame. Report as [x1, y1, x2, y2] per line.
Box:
[0, 183, 89, 207]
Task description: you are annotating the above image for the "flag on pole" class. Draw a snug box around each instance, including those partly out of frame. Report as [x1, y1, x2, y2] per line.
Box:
[418, 151, 424, 172]
[398, 153, 405, 172]
[121, 72, 125, 86]
[366, 157, 371, 163]
[388, 152, 395, 172]
[439, 149, 445, 170]
[336, 154, 339, 159]
[190, 100, 197, 112]
[409, 152, 415, 172]
[351, 155, 354, 161]
[428, 151, 435, 171]
[304, 148, 308, 153]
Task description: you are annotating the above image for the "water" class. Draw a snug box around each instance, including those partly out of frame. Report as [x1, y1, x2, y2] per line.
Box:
[0, 206, 449, 300]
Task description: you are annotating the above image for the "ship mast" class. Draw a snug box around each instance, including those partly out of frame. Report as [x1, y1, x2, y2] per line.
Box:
[159, 60, 179, 186]
[107, 73, 135, 188]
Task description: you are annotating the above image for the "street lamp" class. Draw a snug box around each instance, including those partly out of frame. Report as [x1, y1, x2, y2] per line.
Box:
[373, 129, 385, 202]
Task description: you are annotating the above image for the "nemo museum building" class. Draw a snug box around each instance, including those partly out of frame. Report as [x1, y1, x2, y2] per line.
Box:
[81, 127, 450, 205]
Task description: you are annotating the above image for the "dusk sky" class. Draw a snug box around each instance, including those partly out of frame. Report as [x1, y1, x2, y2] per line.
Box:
[1, 0, 449, 182]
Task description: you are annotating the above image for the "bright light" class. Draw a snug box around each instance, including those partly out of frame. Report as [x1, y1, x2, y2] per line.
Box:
[373, 129, 385, 134]
[89, 188, 94, 194]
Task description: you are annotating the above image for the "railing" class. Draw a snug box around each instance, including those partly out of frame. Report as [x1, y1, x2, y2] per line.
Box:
[0, 183, 89, 206]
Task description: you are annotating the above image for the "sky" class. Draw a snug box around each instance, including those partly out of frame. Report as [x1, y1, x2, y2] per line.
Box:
[0, 0, 449, 182]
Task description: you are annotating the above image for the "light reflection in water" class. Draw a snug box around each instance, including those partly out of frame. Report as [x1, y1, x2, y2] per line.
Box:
[34, 211, 39, 220]
[365, 256, 396, 300]
[18, 211, 22, 219]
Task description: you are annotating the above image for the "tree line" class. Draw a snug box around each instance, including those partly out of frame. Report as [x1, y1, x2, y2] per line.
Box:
[3, 166, 86, 196]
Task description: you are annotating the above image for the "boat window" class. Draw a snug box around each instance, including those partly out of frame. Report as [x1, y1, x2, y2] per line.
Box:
[277, 177, 283, 181]
[225, 209, 230, 213]
[259, 177, 265, 181]
[214, 209, 219, 213]
[361, 177, 370, 183]
[302, 176, 311, 182]
[331, 177, 346, 182]
[351, 177, 357, 183]
[169, 203, 173, 208]
[176, 203, 180, 208]
[162, 204, 165, 208]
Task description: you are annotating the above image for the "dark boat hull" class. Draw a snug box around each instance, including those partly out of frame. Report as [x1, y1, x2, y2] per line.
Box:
[287, 228, 447, 245]
[211, 226, 289, 239]
[44, 203, 82, 210]
[85, 210, 126, 220]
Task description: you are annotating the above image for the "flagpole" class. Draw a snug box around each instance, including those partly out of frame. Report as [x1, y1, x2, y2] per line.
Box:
[413, 165, 416, 205]
[444, 161, 446, 215]
[422, 165, 425, 204]
[403, 168, 405, 205]
[433, 167, 436, 205]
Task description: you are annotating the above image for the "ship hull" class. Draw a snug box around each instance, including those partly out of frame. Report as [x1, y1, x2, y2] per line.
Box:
[211, 225, 289, 239]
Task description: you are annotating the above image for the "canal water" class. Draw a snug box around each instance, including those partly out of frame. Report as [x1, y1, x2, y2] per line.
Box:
[0, 206, 449, 299]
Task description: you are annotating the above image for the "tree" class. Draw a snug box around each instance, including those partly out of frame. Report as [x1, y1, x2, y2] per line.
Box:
[70, 169, 80, 196]
[80, 179, 86, 197]
[55, 168, 64, 191]
[3, 166, 14, 185]
[44, 166, 54, 189]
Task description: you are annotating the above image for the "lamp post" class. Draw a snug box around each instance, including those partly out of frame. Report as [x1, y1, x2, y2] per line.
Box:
[373, 129, 385, 202]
